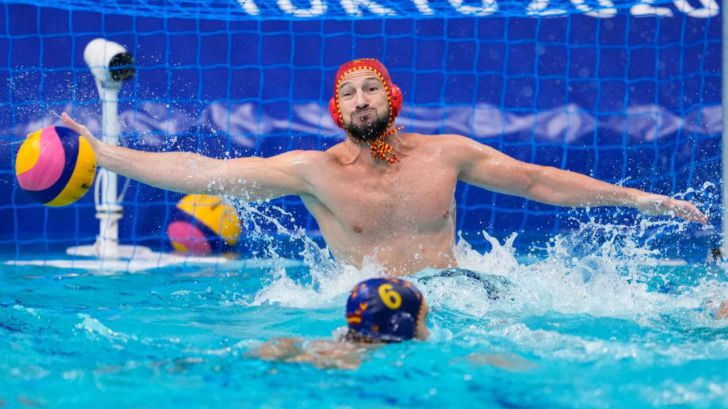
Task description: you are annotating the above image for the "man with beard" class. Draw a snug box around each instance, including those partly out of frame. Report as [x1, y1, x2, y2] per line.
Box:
[60, 58, 707, 276]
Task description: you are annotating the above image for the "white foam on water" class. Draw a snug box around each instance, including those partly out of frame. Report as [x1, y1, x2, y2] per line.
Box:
[224, 199, 381, 308]
[249, 262, 381, 308]
[644, 378, 728, 407]
[75, 314, 136, 343]
[13, 304, 39, 317]
[467, 321, 728, 364]
[444, 181, 724, 324]
[231, 185, 726, 327]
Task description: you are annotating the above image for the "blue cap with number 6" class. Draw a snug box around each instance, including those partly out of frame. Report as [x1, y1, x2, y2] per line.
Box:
[345, 277, 425, 342]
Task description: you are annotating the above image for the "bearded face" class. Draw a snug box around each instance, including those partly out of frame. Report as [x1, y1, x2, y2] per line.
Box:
[345, 106, 390, 143]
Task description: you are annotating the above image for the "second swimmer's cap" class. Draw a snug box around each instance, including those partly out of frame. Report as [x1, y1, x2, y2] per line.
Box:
[345, 277, 425, 342]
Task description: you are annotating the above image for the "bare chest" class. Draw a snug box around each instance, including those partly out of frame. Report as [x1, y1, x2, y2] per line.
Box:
[316, 159, 458, 235]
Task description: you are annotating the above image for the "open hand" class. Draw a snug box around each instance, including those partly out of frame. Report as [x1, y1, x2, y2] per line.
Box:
[635, 193, 707, 224]
[61, 112, 102, 152]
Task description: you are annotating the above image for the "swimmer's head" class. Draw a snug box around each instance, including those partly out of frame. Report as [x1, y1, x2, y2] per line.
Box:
[345, 277, 428, 343]
[329, 58, 402, 138]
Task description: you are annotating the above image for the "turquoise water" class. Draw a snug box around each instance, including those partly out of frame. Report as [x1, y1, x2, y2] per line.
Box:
[2, 227, 728, 408]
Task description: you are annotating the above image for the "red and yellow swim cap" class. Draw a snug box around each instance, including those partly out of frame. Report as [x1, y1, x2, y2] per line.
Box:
[328, 58, 403, 130]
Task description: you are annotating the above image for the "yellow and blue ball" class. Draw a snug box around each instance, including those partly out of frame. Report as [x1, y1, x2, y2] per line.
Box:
[167, 194, 242, 255]
[15, 126, 97, 206]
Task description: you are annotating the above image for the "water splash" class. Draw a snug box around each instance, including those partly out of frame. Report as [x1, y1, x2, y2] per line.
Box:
[74, 314, 136, 344]
[225, 199, 376, 308]
[225, 183, 725, 328]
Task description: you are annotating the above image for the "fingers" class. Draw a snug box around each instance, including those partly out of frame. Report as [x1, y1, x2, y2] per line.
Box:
[666, 199, 707, 224]
[61, 112, 94, 139]
[639, 195, 708, 224]
[675, 200, 708, 224]
[60, 112, 79, 129]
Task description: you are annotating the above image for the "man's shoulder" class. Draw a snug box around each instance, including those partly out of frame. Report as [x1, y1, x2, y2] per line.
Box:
[275, 148, 336, 164]
[404, 132, 477, 151]
[322, 142, 364, 164]
[260, 150, 338, 181]
[404, 132, 470, 143]
[404, 133, 496, 168]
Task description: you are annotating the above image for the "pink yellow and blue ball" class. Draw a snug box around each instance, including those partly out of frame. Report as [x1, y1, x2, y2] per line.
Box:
[15, 126, 97, 207]
[167, 194, 241, 255]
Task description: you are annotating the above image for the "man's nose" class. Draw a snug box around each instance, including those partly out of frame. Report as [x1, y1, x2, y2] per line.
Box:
[354, 90, 369, 108]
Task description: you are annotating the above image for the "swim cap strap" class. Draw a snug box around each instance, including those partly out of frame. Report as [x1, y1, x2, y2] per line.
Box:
[330, 59, 404, 165]
[369, 126, 402, 164]
[383, 311, 415, 342]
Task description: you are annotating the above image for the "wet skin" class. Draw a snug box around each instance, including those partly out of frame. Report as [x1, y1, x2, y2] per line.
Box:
[60, 70, 706, 275]
[249, 301, 430, 370]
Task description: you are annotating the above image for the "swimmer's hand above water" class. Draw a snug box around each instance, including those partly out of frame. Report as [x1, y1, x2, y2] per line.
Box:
[633, 193, 707, 224]
[61, 112, 103, 152]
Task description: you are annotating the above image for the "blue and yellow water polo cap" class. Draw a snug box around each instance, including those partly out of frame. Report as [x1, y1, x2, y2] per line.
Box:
[346, 277, 425, 342]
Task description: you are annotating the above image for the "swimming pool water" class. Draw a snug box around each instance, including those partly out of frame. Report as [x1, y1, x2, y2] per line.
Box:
[2, 229, 728, 408]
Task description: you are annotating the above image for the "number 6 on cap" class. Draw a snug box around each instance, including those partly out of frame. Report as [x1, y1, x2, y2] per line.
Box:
[378, 283, 402, 309]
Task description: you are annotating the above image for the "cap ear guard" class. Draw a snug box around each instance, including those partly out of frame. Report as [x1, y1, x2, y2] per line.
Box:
[382, 310, 415, 342]
[345, 277, 424, 343]
[328, 96, 344, 129]
[389, 83, 403, 119]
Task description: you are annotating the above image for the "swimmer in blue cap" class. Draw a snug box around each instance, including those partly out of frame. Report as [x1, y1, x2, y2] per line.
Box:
[344, 277, 429, 342]
[249, 277, 428, 369]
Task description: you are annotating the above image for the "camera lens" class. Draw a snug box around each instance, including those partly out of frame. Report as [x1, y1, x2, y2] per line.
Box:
[109, 53, 135, 81]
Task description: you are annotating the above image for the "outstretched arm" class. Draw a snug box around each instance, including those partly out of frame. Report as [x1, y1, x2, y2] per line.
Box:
[452, 135, 706, 223]
[247, 338, 363, 370]
[62, 113, 311, 201]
